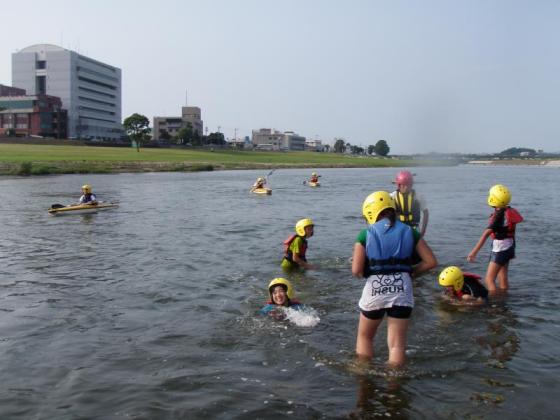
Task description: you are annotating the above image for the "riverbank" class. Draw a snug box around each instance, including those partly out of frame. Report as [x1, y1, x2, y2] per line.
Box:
[0, 143, 453, 175]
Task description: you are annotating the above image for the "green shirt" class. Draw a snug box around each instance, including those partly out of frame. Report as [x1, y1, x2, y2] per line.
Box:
[356, 226, 421, 246]
[281, 236, 306, 270]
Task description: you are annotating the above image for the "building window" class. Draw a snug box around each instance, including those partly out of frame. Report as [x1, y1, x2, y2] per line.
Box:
[36, 76, 46, 95]
[37, 60, 46, 69]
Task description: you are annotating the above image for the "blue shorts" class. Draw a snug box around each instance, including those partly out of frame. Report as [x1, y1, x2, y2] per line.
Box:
[361, 306, 412, 320]
[490, 246, 515, 266]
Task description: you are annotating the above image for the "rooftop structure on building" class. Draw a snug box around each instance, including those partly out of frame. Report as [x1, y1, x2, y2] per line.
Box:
[252, 128, 306, 151]
[12, 44, 122, 140]
[0, 94, 67, 138]
[153, 106, 203, 141]
[0, 84, 26, 96]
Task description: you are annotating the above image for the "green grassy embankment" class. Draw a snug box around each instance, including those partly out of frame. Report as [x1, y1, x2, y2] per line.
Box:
[0, 143, 447, 176]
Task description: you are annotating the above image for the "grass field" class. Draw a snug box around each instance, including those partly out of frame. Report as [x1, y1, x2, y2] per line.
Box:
[0, 143, 443, 175]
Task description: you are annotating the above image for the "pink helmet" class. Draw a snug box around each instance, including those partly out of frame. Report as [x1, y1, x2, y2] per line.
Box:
[395, 170, 413, 186]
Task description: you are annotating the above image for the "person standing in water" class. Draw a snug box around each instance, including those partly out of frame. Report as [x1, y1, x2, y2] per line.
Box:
[467, 184, 523, 293]
[281, 218, 316, 271]
[352, 191, 437, 366]
[390, 171, 429, 237]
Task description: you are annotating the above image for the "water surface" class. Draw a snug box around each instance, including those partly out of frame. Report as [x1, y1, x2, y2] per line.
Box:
[0, 166, 558, 418]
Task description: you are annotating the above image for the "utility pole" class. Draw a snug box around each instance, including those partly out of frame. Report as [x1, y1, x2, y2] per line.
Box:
[234, 128, 237, 141]
[217, 125, 221, 133]
[185, 89, 188, 106]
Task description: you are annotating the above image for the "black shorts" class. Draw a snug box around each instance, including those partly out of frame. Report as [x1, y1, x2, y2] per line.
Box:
[490, 246, 515, 266]
[361, 306, 412, 320]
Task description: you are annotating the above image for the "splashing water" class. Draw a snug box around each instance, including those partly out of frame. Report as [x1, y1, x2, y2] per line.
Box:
[284, 306, 321, 327]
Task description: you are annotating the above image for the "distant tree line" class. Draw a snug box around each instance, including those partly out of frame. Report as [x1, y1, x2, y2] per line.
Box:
[499, 147, 537, 157]
[333, 138, 390, 156]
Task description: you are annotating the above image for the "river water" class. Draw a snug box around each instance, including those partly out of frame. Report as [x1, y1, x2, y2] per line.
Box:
[0, 166, 559, 419]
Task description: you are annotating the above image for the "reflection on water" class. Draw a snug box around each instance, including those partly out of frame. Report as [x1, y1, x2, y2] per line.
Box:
[0, 167, 559, 418]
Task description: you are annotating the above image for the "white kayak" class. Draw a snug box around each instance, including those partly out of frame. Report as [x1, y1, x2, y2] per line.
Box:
[48, 202, 118, 215]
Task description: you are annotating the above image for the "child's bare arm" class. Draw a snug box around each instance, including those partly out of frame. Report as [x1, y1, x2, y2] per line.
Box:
[467, 229, 492, 262]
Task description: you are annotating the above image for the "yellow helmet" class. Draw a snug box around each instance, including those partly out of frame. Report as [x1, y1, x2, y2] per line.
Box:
[295, 218, 314, 236]
[257, 177, 264, 182]
[268, 277, 294, 300]
[312, 172, 317, 176]
[487, 184, 511, 207]
[362, 191, 395, 224]
[438, 266, 464, 292]
[81, 184, 92, 193]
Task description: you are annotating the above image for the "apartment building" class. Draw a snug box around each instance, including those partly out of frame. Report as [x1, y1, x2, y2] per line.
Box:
[153, 106, 203, 140]
[0, 94, 67, 138]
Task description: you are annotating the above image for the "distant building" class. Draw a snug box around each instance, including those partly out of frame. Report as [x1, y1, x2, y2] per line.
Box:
[0, 94, 67, 138]
[0, 84, 26, 96]
[305, 139, 323, 151]
[12, 44, 122, 140]
[153, 106, 203, 140]
[252, 128, 306, 151]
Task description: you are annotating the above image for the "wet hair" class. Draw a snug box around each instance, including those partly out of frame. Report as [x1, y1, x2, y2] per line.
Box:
[376, 208, 396, 225]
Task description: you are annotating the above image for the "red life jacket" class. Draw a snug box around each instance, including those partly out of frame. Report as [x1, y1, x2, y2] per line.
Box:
[488, 207, 523, 240]
[283, 234, 307, 262]
[454, 273, 482, 299]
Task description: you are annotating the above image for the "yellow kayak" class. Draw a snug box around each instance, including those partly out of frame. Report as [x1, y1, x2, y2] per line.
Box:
[252, 188, 272, 195]
[48, 202, 118, 215]
[308, 181, 320, 187]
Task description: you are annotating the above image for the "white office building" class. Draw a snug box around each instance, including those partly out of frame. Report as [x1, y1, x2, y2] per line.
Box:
[12, 44, 122, 140]
[252, 128, 306, 151]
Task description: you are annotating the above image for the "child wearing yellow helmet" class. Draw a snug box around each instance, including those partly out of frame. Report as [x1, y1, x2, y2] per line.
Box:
[260, 278, 304, 318]
[467, 184, 523, 293]
[438, 266, 488, 305]
[352, 191, 437, 366]
[78, 184, 98, 205]
[281, 218, 316, 271]
[310, 172, 320, 183]
[250, 177, 267, 191]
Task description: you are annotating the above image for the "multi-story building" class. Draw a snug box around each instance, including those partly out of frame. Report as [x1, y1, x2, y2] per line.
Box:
[0, 84, 26, 96]
[12, 44, 122, 140]
[305, 139, 323, 151]
[153, 106, 203, 140]
[0, 94, 67, 138]
[252, 128, 306, 151]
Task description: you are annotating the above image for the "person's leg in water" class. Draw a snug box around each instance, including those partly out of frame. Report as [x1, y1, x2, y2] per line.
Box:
[484, 261, 502, 294]
[356, 313, 383, 361]
[386, 317, 410, 367]
[497, 262, 509, 291]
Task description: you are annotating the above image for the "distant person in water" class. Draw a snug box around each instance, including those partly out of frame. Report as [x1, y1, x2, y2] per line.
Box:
[310, 172, 320, 183]
[250, 177, 266, 191]
[78, 184, 97, 205]
[281, 218, 316, 271]
[467, 184, 523, 293]
[390, 170, 429, 237]
[438, 266, 488, 305]
[260, 278, 304, 319]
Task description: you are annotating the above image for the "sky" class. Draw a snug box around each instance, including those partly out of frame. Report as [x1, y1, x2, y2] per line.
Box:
[1, 0, 559, 154]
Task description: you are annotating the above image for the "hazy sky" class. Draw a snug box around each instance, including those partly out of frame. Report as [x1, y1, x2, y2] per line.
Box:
[1, 0, 559, 153]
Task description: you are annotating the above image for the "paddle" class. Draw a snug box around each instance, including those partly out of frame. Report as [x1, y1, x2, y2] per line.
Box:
[50, 203, 66, 209]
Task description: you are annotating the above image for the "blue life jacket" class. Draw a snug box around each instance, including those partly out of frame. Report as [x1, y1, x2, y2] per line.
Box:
[365, 219, 414, 274]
